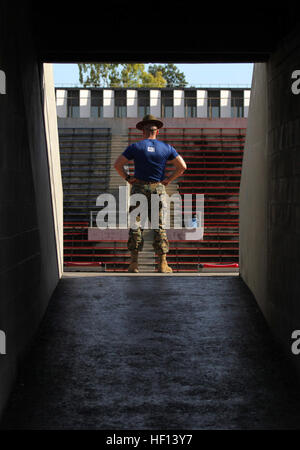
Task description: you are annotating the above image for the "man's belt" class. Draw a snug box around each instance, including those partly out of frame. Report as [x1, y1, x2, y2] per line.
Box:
[133, 178, 161, 185]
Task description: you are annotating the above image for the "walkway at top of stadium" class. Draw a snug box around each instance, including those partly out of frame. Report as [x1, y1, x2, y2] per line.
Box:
[1, 273, 300, 430]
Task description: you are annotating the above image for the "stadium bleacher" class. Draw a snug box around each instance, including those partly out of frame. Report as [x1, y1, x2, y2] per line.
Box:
[62, 127, 245, 272]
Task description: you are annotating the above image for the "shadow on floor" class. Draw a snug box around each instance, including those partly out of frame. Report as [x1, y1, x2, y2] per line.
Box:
[1, 275, 300, 430]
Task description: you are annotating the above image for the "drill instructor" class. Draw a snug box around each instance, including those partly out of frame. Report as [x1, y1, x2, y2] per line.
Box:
[114, 115, 187, 273]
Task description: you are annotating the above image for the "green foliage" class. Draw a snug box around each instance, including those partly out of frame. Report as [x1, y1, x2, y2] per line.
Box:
[78, 64, 118, 87]
[78, 63, 187, 88]
[148, 64, 188, 87]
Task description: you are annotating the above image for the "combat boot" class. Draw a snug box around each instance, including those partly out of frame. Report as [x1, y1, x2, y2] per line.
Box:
[158, 254, 172, 273]
[128, 250, 139, 273]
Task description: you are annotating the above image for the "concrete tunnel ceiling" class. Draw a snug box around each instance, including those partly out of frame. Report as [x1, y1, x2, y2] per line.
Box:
[29, 3, 300, 63]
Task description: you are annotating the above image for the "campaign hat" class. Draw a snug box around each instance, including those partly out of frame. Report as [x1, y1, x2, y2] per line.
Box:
[136, 114, 164, 130]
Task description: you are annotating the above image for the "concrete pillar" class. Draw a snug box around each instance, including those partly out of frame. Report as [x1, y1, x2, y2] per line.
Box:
[196, 90, 207, 118]
[220, 90, 231, 118]
[243, 89, 251, 118]
[79, 89, 90, 118]
[127, 89, 137, 118]
[174, 89, 184, 118]
[56, 89, 67, 118]
[103, 89, 114, 118]
[150, 90, 161, 117]
[43, 64, 64, 277]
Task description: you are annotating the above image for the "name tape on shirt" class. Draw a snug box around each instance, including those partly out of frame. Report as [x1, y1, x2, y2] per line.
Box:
[147, 146, 155, 152]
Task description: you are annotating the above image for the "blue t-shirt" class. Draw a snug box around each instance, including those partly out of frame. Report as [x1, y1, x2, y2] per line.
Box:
[122, 139, 179, 182]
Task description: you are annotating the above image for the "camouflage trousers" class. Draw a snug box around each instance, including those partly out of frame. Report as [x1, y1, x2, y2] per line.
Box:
[127, 182, 169, 255]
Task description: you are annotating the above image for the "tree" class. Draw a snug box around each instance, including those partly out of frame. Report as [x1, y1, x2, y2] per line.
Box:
[78, 64, 119, 87]
[78, 63, 167, 88]
[148, 64, 187, 87]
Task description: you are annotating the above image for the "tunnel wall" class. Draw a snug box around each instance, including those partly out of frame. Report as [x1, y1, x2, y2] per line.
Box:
[239, 64, 269, 321]
[0, 4, 63, 417]
[240, 27, 300, 371]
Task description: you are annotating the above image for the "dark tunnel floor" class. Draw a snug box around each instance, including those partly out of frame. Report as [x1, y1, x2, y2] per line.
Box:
[1, 275, 300, 430]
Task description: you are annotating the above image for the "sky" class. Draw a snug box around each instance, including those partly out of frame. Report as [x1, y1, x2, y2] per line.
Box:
[53, 63, 254, 88]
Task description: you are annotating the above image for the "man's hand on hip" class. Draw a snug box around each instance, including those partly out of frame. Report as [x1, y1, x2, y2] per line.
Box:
[128, 177, 137, 185]
[162, 177, 171, 186]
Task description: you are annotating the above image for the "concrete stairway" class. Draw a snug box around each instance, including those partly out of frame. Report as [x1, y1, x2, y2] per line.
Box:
[164, 181, 180, 228]
[138, 229, 156, 273]
[58, 128, 111, 222]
